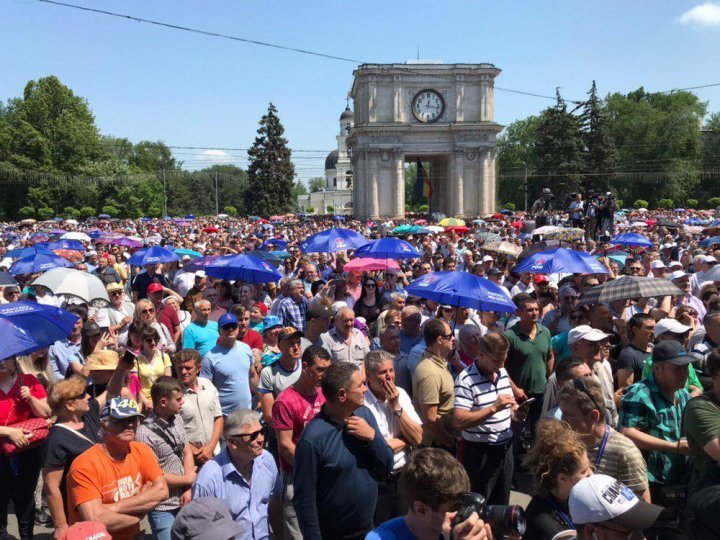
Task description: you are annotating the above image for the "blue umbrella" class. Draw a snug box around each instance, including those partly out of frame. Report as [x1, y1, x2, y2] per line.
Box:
[183, 255, 220, 272]
[174, 248, 203, 258]
[5, 246, 47, 259]
[611, 233, 653, 248]
[261, 238, 288, 251]
[87, 230, 105, 239]
[206, 254, 283, 283]
[0, 272, 17, 287]
[247, 250, 283, 264]
[700, 236, 720, 247]
[515, 247, 609, 275]
[354, 237, 423, 260]
[406, 272, 517, 313]
[0, 301, 79, 353]
[127, 246, 181, 266]
[45, 239, 87, 252]
[10, 251, 74, 276]
[300, 228, 369, 253]
[0, 318, 42, 360]
[185, 214, 196, 220]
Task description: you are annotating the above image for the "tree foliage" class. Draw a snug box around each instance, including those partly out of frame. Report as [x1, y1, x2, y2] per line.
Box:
[246, 103, 295, 216]
[308, 177, 326, 193]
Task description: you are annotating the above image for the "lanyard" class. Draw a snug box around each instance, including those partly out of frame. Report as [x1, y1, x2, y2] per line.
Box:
[595, 424, 611, 468]
[546, 496, 574, 529]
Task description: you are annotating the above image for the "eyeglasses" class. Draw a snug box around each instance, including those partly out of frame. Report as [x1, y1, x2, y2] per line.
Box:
[221, 324, 239, 331]
[110, 291, 123, 296]
[6, 290, 20, 296]
[572, 377, 603, 413]
[140, 308, 155, 314]
[364, 283, 376, 288]
[228, 424, 267, 443]
[143, 337, 159, 344]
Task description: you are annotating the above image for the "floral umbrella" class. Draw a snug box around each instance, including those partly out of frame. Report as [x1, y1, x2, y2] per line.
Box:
[439, 218, 466, 227]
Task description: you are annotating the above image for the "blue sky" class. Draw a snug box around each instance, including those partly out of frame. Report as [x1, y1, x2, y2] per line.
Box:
[2, 0, 720, 182]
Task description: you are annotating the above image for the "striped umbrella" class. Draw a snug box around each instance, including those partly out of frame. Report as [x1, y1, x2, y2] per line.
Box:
[579, 276, 683, 305]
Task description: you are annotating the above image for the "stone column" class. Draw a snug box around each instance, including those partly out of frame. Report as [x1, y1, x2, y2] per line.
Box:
[394, 150, 404, 218]
[488, 148, 498, 214]
[352, 149, 364, 218]
[453, 149, 465, 217]
[479, 148, 489, 216]
[369, 151, 380, 219]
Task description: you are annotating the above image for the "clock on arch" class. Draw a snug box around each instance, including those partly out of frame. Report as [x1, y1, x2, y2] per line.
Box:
[411, 89, 445, 123]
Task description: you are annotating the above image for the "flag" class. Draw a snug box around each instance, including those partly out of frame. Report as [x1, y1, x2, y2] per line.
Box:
[414, 159, 432, 201]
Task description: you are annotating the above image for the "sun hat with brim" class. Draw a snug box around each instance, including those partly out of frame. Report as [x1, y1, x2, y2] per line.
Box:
[652, 340, 697, 366]
[100, 397, 144, 420]
[568, 325, 611, 345]
[84, 350, 119, 371]
[106, 282, 123, 294]
[570, 474, 663, 529]
[171, 497, 244, 540]
[262, 315, 283, 332]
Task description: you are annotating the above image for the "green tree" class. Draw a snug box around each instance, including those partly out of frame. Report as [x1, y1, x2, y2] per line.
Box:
[305, 206, 315, 214]
[658, 198, 673, 209]
[580, 81, 617, 192]
[37, 207, 54, 221]
[224, 205, 238, 217]
[534, 90, 584, 199]
[497, 116, 542, 210]
[18, 206, 35, 218]
[633, 199, 649, 208]
[79, 206, 95, 219]
[246, 103, 295, 216]
[101, 204, 119, 217]
[308, 177, 326, 193]
[687, 198, 699, 208]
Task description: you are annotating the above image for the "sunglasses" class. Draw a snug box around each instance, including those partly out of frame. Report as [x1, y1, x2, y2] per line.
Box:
[111, 291, 123, 296]
[143, 337, 159, 343]
[572, 377, 603, 412]
[441, 333, 455, 340]
[364, 283, 376, 288]
[229, 424, 267, 443]
[221, 323, 239, 331]
[109, 416, 140, 428]
[140, 308, 155, 314]
[68, 391, 88, 401]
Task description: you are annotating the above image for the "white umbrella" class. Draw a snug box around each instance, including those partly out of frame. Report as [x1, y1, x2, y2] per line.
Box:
[61, 232, 91, 242]
[532, 225, 565, 236]
[32, 267, 110, 304]
[425, 225, 445, 233]
[64, 219, 79, 226]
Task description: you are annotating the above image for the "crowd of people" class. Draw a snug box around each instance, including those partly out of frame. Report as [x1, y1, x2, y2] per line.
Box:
[0, 203, 719, 540]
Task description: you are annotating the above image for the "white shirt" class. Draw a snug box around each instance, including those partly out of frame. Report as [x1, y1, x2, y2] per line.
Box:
[454, 365, 513, 444]
[364, 387, 422, 471]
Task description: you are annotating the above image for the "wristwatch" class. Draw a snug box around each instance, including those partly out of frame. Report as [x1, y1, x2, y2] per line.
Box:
[392, 407, 403, 417]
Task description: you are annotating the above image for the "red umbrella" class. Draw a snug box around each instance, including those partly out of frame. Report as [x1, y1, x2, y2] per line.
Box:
[492, 212, 504, 220]
[203, 227, 219, 233]
[445, 225, 469, 234]
[510, 220, 524, 228]
[257, 218, 269, 224]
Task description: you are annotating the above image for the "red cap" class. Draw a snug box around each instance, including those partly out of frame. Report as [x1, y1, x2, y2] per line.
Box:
[62, 521, 110, 540]
[254, 302, 268, 316]
[534, 274, 549, 284]
[148, 283, 164, 294]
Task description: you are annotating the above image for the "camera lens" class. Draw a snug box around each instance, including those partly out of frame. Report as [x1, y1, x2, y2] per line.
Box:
[479, 504, 527, 536]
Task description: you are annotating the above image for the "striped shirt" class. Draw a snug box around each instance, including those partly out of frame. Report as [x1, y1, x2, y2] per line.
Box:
[454, 364, 513, 444]
[586, 426, 649, 496]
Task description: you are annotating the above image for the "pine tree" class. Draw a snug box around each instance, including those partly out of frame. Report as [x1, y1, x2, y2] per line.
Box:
[581, 81, 617, 192]
[246, 103, 295, 216]
[534, 89, 584, 199]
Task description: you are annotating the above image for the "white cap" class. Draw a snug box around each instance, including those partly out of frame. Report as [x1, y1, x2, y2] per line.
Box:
[569, 474, 663, 528]
[670, 270, 688, 281]
[194, 270, 206, 279]
[650, 260, 666, 269]
[568, 325, 611, 344]
[668, 261, 683, 269]
[702, 255, 718, 263]
[654, 318, 692, 337]
[482, 255, 494, 263]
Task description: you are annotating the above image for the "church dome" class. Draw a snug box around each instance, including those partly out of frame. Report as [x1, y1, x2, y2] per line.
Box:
[340, 107, 354, 120]
[325, 150, 339, 170]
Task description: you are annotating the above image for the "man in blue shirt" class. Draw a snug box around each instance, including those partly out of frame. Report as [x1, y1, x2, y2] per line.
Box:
[48, 310, 84, 380]
[367, 448, 492, 540]
[192, 408, 283, 540]
[276, 280, 309, 333]
[201, 313, 258, 416]
[183, 300, 220, 357]
[399, 306, 423, 355]
[293, 362, 394, 540]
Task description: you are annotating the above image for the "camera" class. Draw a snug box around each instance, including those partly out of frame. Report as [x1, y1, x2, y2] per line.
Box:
[453, 492, 526, 537]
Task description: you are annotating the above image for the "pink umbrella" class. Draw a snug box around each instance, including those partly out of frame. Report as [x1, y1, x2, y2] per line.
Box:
[344, 258, 400, 272]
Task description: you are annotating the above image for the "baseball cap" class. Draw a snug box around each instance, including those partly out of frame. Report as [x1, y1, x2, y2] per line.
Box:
[701, 255, 718, 264]
[652, 339, 694, 365]
[84, 350, 119, 371]
[100, 397, 144, 420]
[106, 282, 123, 294]
[654, 318, 692, 338]
[171, 497, 244, 540]
[262, 315, 283, 332]
[307, 302, 332, 319]
[670, 270, 688, 281]
[487, 268, 503, 277]
[147, 283, 164, 295]
[668, 261, 683, 269]
[570, 474, 663, 529]
[482, 255, 494, 263]
[278, 326, 304, 341]
[568, 325, 611, 345]
[650, 260, 666, 270]
[81, 321, 102, 337]
[218, 313, 238, 328]
[559, 285, 579, 299]
[64, 521, 110, 540]
[534, 274, 549, 284]
[195, 270, 206, 279]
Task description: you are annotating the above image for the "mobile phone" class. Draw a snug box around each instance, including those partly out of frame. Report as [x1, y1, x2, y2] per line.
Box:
[122, 348, 137, 367]
[518, 397, 536, 409]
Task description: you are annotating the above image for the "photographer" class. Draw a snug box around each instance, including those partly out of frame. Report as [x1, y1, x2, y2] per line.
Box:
[367, 448, 493, 540]
[531, 188, 554, 228]
[568, 193, 585, 228]
[597, 193, 616, 238]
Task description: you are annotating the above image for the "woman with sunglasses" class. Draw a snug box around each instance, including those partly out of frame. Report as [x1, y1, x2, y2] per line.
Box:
[522, 419, 593, 540]
[134, 299, 175, 354]
[2, 285, 22, 304]
[41, 368, 129, 540]
[135, 326, 172, 411]
[354, 277, 383, 327]
[0, 355, 51, 540]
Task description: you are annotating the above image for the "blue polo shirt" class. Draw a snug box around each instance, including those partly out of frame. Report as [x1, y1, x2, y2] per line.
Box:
[48, 338, 83, 381]
[182, 320, 219, 357]
[192, 449, 281, 540]
[201, 341, 254, 416]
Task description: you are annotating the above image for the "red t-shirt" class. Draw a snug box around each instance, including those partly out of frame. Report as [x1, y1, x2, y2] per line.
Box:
[0, 373, 47, 425]
[158, 304, 180, 334]
[240, 329, 264, 351]
[271, 385, 325, 472]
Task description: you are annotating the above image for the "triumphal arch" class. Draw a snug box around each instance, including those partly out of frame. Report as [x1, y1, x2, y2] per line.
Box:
[346, 62, 502, 219]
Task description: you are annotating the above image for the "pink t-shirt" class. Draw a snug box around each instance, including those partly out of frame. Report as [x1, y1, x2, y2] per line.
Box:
[271, 385, 326, 472]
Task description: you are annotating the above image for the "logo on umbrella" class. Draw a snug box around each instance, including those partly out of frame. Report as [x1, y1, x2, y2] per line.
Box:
[261, 262, 273, 272]
[334, 238, 347, 247]
[400, 244, 411, 252]
[419, 275, 439, 287]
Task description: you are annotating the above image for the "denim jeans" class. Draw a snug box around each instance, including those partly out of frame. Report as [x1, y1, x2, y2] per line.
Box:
[148, 508, 180, 540]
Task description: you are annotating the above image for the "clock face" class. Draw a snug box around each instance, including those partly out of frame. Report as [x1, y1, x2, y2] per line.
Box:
[412, 89, 444, 123]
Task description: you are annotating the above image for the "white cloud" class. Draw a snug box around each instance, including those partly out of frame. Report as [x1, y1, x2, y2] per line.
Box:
[195, 149, 232, 163]
[678, 2, 720, 27]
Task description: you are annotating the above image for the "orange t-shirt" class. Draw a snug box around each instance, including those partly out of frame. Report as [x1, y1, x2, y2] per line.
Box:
[67, 441, 163, 540]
